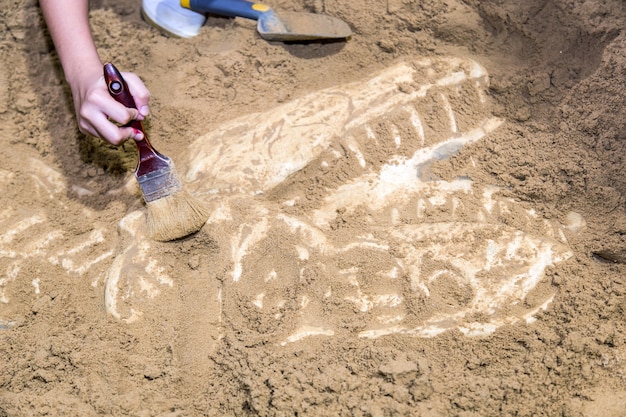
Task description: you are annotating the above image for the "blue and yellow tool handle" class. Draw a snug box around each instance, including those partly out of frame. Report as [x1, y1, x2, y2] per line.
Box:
[182, 0, 272, 20]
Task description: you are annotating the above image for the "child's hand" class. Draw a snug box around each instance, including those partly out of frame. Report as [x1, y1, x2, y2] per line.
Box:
[70, 69, 151, 145]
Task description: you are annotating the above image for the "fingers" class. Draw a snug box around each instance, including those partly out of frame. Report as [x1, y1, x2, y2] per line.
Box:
[122, 71, 151, 119]
[77, 93, 140, 144]
[74, 73, 151, 145]
[78, 111, 144, 146]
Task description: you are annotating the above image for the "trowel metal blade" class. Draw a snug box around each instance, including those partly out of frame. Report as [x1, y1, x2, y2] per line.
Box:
[257, 11, 352, 41]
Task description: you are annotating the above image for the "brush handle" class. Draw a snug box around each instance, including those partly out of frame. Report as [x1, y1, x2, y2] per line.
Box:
[184, 0, 271, 20]
[103, 63, 171, 177]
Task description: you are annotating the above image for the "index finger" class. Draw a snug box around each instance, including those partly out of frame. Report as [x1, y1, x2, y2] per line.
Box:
[121, 71, 151, 118]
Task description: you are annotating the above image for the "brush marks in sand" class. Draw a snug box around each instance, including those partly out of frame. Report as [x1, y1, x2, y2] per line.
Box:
[104, 57, 576, 344]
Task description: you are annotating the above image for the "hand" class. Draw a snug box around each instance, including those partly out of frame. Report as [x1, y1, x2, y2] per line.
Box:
[39, 0, 151, 145]
[69, 68, 151, 145]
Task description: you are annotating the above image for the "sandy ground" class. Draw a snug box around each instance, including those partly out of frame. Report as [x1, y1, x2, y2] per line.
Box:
[2, 0, 626, 415]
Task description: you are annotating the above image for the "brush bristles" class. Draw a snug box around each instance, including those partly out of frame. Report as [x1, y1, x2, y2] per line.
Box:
[145, 190, 210, 241]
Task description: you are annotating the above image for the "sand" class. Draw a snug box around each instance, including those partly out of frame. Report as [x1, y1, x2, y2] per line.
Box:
[2, 0, 626, 415]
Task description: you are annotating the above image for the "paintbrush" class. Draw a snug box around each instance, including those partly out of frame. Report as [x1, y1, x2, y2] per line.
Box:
[103, 62, 208, 241]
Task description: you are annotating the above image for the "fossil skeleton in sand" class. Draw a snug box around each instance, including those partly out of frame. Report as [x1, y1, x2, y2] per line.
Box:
[1, 57, 576, 342]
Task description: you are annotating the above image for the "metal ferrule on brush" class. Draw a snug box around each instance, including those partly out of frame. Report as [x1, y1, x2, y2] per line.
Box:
[137, 165, 182, 203]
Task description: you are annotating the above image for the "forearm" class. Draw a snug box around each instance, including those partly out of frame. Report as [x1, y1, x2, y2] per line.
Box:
[39, 0, 102, 86]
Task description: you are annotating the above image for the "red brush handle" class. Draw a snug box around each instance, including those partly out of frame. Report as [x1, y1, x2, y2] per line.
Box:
[103, 63, 170, 177]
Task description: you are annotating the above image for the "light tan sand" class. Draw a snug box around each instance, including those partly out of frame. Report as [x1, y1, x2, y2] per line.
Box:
[1, 0, 626, 415]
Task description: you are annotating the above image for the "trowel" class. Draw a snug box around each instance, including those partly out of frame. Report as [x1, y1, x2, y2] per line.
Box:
[186, 0, 352, 41]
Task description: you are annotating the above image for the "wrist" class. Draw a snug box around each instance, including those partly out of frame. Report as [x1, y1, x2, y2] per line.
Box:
[64, 58, 103, 93]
